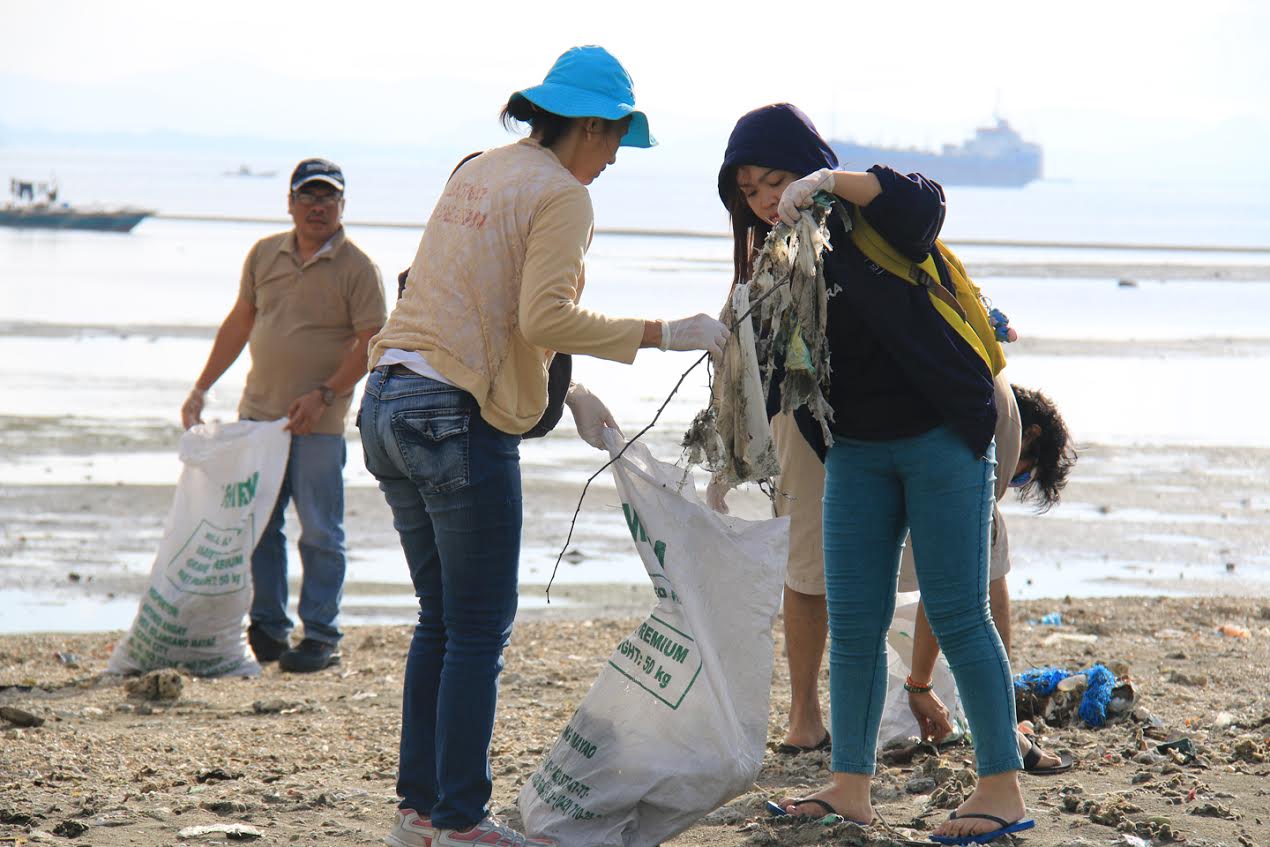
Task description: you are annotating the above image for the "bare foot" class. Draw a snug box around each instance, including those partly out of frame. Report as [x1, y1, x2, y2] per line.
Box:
[780, 726, 829, 750]
[933, 772, 1027, 840]
[1017, 729, 1062, 769]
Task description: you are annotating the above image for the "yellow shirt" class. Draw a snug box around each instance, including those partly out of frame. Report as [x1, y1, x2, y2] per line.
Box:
[238, 228, 386, 434]
[368, 138, 644, 434]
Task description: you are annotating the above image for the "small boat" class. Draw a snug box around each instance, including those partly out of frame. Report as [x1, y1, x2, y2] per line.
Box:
[1, 178, 153, 233]
[223, 164, 277, 178]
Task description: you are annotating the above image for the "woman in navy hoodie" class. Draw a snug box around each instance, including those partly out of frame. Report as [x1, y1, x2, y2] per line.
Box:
[717, 104, 1032, 846]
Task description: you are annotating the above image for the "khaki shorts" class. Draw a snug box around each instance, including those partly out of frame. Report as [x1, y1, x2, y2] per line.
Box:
[774, 370, 1021, 597]
[772, 412, 826, 595]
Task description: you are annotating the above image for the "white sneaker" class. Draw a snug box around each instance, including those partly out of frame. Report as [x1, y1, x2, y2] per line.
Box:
[435, 817, 557, 847]
[384, 808, 438, 847]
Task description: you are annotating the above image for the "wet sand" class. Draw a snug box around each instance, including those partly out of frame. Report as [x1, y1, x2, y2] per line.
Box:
[3, 433, 1269, 632]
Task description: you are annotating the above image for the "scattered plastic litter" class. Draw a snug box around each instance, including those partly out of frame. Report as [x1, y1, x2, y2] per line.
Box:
[1033, 612, 1062, 626]
[1013, 663, 1117, 728]
[1077, 665, 1116, 727]
[1042, 632, 1099, 646]
[1014, 666, 1069, 697]
[1155, 737, 1196, 763]
[177, 823, 264, 840]
[1216, 623, 1251, 638]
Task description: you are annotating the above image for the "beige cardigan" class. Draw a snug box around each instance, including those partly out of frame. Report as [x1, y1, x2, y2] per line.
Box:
[369, 139, 645, 434]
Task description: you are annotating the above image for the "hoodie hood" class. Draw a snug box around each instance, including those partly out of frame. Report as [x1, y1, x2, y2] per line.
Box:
[718, 103, 839, 209]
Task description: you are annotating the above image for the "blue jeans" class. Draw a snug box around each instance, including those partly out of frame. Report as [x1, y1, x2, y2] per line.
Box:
[250, 432, 347, 645]
[822, 425, 1021, 777]
[358, 368, 522, 830]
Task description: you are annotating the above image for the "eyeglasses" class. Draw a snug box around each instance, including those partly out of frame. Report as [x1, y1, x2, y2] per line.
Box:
[1008, 469, 1034, 488]
[293, 191, 342, 207]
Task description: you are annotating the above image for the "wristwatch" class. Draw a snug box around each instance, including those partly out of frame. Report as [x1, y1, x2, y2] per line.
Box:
[317, 385, 336, 406]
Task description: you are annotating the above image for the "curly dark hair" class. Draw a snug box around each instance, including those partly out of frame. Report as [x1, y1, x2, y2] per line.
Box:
[1011, 385, 1076, 512]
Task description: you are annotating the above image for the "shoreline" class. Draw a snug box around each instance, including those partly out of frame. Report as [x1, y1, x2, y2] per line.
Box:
[2, 596, 1268, 847]
[3, 436, 1270, 637]
[151, 212, 1270, 256]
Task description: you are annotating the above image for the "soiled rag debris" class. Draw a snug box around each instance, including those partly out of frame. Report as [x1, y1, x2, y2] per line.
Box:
[684, 199, 839, 488]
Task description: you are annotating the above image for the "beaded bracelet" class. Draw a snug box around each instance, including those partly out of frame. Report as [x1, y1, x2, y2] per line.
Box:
[903, 675, 933, 694]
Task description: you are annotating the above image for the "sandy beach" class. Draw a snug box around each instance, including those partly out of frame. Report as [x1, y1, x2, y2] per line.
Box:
[3, 205, 1270, 846]
[2, 596, 1268, 847]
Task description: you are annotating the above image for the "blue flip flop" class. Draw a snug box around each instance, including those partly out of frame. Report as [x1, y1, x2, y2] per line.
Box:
[929, 812, 1036, 845]
[764, 798, 869, 825]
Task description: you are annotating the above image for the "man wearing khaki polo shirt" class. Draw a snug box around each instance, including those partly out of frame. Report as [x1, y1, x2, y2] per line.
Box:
[181, 158, 386, 673]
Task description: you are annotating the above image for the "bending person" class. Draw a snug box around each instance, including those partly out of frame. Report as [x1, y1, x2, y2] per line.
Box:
[362, 47, 728, 847]
[906, 384, 1077, 772]
[718, 103, 1029, 845]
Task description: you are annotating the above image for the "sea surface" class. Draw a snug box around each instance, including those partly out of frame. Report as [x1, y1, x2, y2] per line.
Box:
[2, 147, 1269, 633]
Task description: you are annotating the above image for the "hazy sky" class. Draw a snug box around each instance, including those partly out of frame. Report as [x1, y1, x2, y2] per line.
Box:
[4, 0, 1268, 182]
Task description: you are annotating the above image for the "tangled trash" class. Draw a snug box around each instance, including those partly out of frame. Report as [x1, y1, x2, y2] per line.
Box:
[1014, 663, 1117, 728]
[684, 196, 838, 488]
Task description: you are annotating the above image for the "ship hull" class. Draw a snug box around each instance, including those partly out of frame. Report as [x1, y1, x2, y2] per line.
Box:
[0, 209, 152, 232]
[829, 143, 1042, 188]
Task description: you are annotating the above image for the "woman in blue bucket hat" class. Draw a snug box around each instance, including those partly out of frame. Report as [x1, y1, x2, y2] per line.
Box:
[507, 44, 655, 151]
[363, 46, 727, 847]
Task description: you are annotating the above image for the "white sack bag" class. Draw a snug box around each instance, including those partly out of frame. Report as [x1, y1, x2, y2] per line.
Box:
[107, 419, 291, 677]
[878, 593, 968, 746]
[519, 430, 789, 847]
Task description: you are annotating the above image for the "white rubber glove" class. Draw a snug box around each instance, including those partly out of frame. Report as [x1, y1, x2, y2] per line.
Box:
[565, 383, 621, 450]
[181, 388, 206, 430]
[777, 167, 836, 226]
[706, 476, 731, 514]
[659, 314, 729, 356]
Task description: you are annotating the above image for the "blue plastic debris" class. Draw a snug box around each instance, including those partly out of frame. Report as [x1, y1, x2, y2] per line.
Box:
[1013, 663, 1117, 728]
[1077, 664, 1115, 728]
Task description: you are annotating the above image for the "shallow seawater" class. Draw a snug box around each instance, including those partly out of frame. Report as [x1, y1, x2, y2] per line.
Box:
[1009, 554, 1270, 603]
[3, 186, 1270, 633]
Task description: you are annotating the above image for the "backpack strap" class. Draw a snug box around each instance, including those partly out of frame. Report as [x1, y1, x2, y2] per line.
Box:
[933, 238, 1007, 376]
[842, 202, 1005, 375]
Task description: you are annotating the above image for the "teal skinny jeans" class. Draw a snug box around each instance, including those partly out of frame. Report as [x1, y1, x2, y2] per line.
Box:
[822, 425, 1021, 776]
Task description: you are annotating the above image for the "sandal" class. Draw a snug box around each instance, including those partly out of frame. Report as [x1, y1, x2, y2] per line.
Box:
[775, 733, 831, 756]
[930, 812, 1036, 845]
[1021, 733, 1073, 775]
[765, 797, 868, 825]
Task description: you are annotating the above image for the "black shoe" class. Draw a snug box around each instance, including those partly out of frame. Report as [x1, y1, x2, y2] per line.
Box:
[247, 624, 289, 663]
[278, 638, 341, 673]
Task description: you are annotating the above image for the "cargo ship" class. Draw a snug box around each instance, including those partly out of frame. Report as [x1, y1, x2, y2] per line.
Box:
[2, 178, 153, 232]
[829, 118, 1042, 188]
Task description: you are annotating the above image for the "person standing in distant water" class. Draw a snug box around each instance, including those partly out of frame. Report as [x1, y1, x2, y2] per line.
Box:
[181, 158, 387, 673]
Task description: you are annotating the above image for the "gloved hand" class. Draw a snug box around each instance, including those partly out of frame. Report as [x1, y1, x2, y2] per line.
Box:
[706, 476, 731, 514]
[565, 383, 621, 450]
[777, 167, 836, 226]
[181, 388, 206, 430]
[660, 314, 729, 356]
